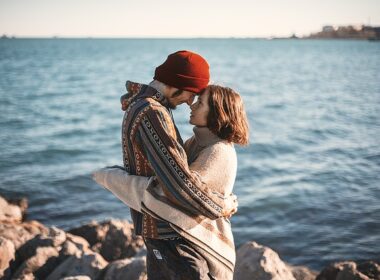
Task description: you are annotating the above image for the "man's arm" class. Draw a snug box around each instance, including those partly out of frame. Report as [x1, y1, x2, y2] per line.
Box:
[137, 105, 234, 219]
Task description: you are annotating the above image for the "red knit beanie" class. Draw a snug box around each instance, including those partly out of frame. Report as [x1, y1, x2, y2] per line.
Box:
[153, 50, 210, 94]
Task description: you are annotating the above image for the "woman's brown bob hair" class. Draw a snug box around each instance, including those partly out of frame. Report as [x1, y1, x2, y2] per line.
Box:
[206, 85, 249, 145]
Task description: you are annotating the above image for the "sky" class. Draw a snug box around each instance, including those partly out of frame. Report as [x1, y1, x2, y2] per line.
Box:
[0, 0, 379, 38]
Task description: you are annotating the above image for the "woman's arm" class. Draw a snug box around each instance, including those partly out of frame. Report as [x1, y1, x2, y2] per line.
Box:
[93, 167, 151, 212]
[93, 166, 237, 218]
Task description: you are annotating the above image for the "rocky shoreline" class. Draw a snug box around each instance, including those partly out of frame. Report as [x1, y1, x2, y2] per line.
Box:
[1, 195, 379, 280]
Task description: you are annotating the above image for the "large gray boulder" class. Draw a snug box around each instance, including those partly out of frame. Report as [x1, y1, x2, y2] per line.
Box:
[0, 220, 49, 250]
[68, 219, 145, 262]
[103, 256, 147, 280]
[46, 252, 108, 280]
[68, 220, 108, 247]
[317, 261, 380, 280]
[14, 227, 66, 277]
[16, 226, 66, 264]
[11, 227, 67, 279]
[289, 265, 318, 280]
[58, 233, 92, 260]
[357, 261, 380, 280]
[234, 241, 296, 280]
[11, 246, 60, 280]
[99, 219, 145, 261]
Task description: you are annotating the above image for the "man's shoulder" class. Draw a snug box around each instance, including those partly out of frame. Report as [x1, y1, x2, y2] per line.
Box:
[128, 98, 172, 127]
[131, 97, 168, 114]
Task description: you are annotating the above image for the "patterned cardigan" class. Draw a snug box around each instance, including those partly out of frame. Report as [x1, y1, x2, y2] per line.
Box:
[93, 126, 238, 279]
[120, 81, 236, 239]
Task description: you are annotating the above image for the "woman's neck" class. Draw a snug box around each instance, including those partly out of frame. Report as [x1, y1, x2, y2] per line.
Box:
[193, 126, 221, 147]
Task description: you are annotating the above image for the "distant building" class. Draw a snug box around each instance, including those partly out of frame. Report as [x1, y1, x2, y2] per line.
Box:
[322, 25, 335, 32]
[306, 25, 380, 40]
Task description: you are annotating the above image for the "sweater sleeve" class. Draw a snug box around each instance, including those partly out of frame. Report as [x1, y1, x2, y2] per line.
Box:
[137, 105, 228, 219]
[93, 167, 151, 212]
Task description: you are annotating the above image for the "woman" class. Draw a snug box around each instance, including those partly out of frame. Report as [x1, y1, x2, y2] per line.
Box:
[93, 85, 249, 279]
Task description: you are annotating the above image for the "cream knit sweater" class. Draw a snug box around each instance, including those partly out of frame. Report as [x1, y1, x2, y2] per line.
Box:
[93, 127, 238, 279]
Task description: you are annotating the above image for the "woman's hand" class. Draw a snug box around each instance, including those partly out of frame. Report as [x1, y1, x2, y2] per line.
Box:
[222, 193, 238, 219]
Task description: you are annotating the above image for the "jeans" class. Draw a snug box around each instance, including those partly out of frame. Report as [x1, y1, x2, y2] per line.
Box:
[144, 237, 215, 280]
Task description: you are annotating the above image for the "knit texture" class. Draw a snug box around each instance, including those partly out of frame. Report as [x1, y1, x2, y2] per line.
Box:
[154, 50, 210, 94]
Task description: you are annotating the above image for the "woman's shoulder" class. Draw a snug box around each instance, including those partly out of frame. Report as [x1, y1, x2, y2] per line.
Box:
[206, 140, 236, 153]
[200, 141, 237, 163]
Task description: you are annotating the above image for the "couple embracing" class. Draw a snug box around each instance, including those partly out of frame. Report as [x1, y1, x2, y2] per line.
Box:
[93, 50, 249, 280]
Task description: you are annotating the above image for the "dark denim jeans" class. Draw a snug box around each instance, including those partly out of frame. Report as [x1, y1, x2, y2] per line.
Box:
[144, 237, 215, 280]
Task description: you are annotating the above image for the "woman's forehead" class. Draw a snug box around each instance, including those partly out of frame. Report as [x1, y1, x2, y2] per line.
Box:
[200, 89, 210, 101]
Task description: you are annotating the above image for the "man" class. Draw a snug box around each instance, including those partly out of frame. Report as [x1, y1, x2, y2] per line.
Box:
[118, 50, 236, 279]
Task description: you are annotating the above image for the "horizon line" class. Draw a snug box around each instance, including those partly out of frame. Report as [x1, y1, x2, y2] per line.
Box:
[0, 35, 312, 40]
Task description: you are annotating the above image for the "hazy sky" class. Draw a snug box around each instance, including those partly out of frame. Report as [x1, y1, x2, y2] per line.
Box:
[1, 0, 379, 37]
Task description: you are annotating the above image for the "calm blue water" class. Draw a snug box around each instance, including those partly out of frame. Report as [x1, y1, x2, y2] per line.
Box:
[0, 38, 379, 270]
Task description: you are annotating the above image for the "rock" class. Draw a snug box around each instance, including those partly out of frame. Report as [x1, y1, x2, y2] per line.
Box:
[289, 265, 318, 280]
[68, 220, 108, 247]
[357, 261, 380, 280]
[16, 226, 66, 264]
[98, 220, 145, 261]
[60, 276, 92, 280]
[0, 220, 49, 249]
[10, 226, 66, 278]
[68, 219, 144, 262]
[12, 246, 60, 280]
[13, 273, 35, 280]
[46, 252, 108, 280]
[66, 233, 91, 253]
[0, 196, 23, 222]
[7, 197, 29, 219]
[104, 256, 147, 280]
[0, 236, 15, 279]
[335, 262, 370, 280]
[317, 261, 372, 280]
[59, 234, 92, 260]
[59, 240, 83, 258]
[234, 241, 296, 280]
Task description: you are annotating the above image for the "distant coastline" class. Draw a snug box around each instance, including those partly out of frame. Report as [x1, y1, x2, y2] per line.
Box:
[2, 25, 380, 41]
[264, 25, 380, 41]
[305, 24, 380, 40]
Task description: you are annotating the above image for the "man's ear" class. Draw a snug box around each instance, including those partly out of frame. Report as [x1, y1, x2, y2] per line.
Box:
[159, 84, 173, 98]
[166, 85, 176, 95]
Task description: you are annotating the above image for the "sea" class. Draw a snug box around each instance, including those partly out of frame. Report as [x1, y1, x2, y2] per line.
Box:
[0, 38, 379, 270]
